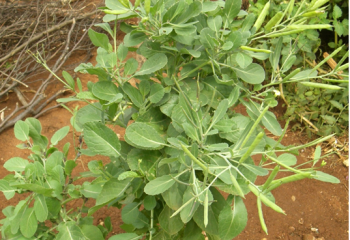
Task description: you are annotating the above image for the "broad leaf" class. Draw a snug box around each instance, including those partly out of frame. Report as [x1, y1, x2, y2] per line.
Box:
[135, 53, 168, 76]
[88, 29, 110, 51]
[96, 179, 130, 205]
[144, 175, 175, 195]
[56, 222, 85, 240]
[233, 63, 265, 84]
[125, 122, 165, 150]
[83, 122, 121, 158]
[200, 28, 217, 49]
[159, 205, 184, 235]
[277, 153, 297, 166]
[122, 202, 140, 224]
[14, 120, 29, 141]
[81, 225, 105, 240]
[0, 179, 16, 200]
[143, 196, 157, 210]
[149, 83, 165, 103]
[4, 157, 29, 172]
[20, 207, 37, 238]
[122, 82, 143, 108]
[34, 194, 48, 222]
[224, 0, 242, 23]
[92, 81, 120, 102]
[51, 126, 70, 146]
[313, 171, 340, 183]
[219, 196, 247, 240]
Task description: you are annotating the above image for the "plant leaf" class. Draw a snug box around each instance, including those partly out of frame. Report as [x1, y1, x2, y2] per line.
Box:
[233, 63, 265, 84]
[14, 120, 29, 141]
[56, 222, 85, 240]
[4, 157, 29, 172]
[122, 202, 140, 224]
[135, 53, 167, 76]
[277, 153, 297, 166]
[51, 126, 70, 146]
[313, 171, 340, 183]
[20, 207, 37, 238]
[96, 179, 130, 205]
[88, 29, 110, 51]
[144, 175, 175, 195]
[159, 205, 184, 235]
[149, 83, 165, 103]
[83, 122, 121, 158]
[34, 194, 48, 222]
[219, 196, 247, 240]
[125, 122, 165, 150]
[92, 81, 120, 102]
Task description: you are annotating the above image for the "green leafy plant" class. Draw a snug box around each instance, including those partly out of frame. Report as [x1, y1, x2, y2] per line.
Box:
[249, 0, 349, 137]
[0, 118, 112, 239]
[0, 0, 343, 239]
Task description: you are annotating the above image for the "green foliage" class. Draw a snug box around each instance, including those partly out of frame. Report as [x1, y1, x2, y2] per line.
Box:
[0, 0, 343, 239]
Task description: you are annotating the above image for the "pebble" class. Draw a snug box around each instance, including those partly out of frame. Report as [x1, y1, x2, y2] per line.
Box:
[316, 238, 325, 240]
[291, 195, 296, 201]
[302, 234, 315, 240]
[343, 159, 349, 167]
[298, 218, 304, 224]
[288, 226, 296, 233]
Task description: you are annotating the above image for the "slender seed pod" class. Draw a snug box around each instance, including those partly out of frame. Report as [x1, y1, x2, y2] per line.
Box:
[265, 12, 283, 32]
[254, 1, 270, 31]
[300, 82, 342, 90]
[204, 190, 209, 227]
[267, 29, 304, 38]
[181, 144, 210, 173]
[302, 10, 325, 17]
[230, 172, 245, 198]
[308, 0, 319, 10]
[144, 0, 151, 14]
[240, 46, 272, 53]
[287, 24, 332, 30]
[287, 0, 294, 17]
[261, 165, 280, 190]
[282, 68, 301, 82]
[257, 197, 268, 234]
[309, 0, 330, 11]
[248, 184, 285, 215]
[239, 132, 265, 164]
[266, 172, 312, 192]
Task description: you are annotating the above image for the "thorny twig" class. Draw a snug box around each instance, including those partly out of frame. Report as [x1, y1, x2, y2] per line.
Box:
[0, 0, 104, 134]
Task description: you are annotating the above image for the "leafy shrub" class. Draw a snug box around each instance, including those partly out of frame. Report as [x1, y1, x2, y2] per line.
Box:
[0, 0, 342, 239]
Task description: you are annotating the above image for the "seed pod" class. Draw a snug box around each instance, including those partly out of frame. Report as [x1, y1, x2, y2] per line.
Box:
[144, 0, 151, 14]
[283, 68, 301, 82]
[267, 29, 304, 38]
[204, 190, 209, 227]
[248, 184, 285, 215]
[302, 10, 325, 17]
[240, 46, 272, 53]
[230, 172, 245, 198]
[239, 132, 265, 164]
[309, 0, 329, 11]
[300, 82, 342, 90]
[287, 0, 294, 17]
[265, 12, 283, 32]
[266, 172, 312, 192]
[257, 197, 268, 234]
[261, 165, 280, 190]
[181, 144, 210, 173]
[287, 24, 332, 30]
[254, 1, 270, 32]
